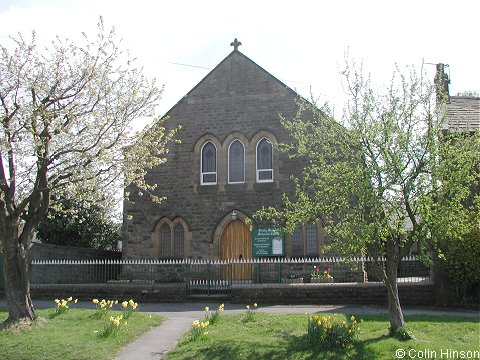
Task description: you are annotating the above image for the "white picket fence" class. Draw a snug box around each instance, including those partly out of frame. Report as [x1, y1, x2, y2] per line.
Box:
[29, 256, 431, 294]
[31, 255, 421, 266]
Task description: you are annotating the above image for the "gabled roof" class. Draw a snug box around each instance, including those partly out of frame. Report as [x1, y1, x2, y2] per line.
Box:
[162, 49, 307, 117]
[445, 96, 480, 132]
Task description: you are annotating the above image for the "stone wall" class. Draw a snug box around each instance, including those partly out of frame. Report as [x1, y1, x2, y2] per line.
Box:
[27, 282, 435, 306]
[31, 283, 186, 303]
[231, 283, 435, 306]
[122, 50, 313, 260]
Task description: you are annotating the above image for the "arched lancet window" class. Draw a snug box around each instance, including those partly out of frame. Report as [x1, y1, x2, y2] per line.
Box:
[306, 224, 318, 255]
[256, 138, 273, 182]
[160, 224, 171, 258]
[201, 141, 217, 185]
[228, 140, 245, 183]
[173, 224, 185, 258]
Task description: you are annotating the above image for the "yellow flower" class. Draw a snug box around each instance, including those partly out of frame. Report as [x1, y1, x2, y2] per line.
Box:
[128, 299, 135, 306]
[54, 299, 60, 304]
[205, 306, 209, 312]
[92, 298, 99, 304]
[122, 301, 128, 309]
[253, 303, 257, 308]
[114, 300, 118, 305]
[67, 296, 73, 301]
[74, 299, 78, 304]
[246, 305, 250, 310]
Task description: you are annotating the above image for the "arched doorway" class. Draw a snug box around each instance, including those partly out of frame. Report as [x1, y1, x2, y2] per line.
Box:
[220, 219, 252, 280]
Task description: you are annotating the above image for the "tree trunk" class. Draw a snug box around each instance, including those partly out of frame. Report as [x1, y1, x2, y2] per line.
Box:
[385, 258, 405, 330]
[2, 221, 35, 325]
[379, 236, 405, 331]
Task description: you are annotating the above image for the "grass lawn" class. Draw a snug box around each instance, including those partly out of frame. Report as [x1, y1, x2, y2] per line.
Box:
[165, 312, 480, 360]
[0, 307, 162, 360]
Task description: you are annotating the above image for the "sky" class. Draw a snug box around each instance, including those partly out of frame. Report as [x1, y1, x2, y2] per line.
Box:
[1, 0, 479, 130]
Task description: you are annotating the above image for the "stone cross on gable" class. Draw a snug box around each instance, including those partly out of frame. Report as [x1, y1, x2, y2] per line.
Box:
[230, 38, 242, 51]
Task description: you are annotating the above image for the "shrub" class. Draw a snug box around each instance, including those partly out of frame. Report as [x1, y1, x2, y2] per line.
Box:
[439, 226, 480, 306]
[306, 315, 360, 349]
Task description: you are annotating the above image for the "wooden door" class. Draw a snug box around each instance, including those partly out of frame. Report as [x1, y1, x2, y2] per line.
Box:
[220, 220, 252, 280]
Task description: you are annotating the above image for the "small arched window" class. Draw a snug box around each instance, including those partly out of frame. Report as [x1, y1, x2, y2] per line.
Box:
[201, 141, 217, 185]
[228, 140, 245, 183]
[173, 224, 185, 258]
[256, 138, 273, 182]
[160, 224, 171, 258]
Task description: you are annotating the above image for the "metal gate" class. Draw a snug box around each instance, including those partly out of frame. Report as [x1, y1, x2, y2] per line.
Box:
[186, 260, 232, 296]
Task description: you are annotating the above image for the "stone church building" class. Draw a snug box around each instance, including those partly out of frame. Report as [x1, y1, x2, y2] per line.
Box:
[122, 40, 327, 260]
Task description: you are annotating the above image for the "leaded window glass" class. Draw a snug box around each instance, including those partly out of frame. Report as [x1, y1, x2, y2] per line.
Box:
[292, 229, 303, 257]
[256, 138, 273, 182]
[306, 224, 317, 255]
[228, 140, 245, 183]
[173, 224, 184, 258]
[201, 141, 217, 184]
[160, 224, 171, 258]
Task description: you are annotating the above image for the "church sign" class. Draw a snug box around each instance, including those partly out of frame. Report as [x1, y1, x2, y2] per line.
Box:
[252, 227, 285, 257]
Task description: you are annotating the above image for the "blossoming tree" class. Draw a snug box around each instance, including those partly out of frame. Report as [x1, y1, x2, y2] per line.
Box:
[0, 19, 178, 325]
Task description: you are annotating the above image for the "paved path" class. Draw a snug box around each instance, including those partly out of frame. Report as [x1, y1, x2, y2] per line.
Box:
[1, 300, 478, 360]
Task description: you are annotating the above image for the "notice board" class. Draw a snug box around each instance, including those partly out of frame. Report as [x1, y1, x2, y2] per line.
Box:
[252, 226, 284, 257]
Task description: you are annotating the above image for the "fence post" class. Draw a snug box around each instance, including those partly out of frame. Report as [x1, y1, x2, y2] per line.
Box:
[278, 261, 281, 283]
[207, 261, 211, 296]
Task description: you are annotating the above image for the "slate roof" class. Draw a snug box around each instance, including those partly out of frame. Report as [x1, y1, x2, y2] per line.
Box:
[444, 96, 480, 132]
